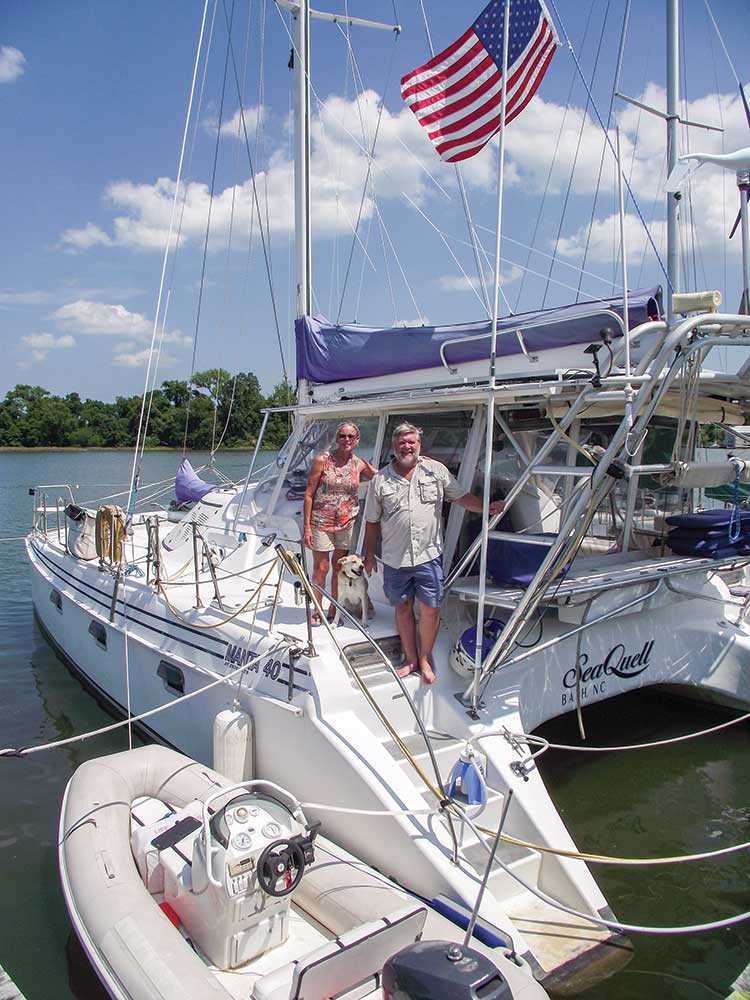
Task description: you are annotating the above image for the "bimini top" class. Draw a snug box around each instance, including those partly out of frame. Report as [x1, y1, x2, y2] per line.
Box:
[295, 287, 662, 384]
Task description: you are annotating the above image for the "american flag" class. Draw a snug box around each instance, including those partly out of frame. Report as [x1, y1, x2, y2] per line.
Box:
[401, 0, 559, 163]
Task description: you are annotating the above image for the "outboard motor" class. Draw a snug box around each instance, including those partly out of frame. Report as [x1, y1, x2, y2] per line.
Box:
[383, 941, 517, 999]
[160, 781, 317, 970]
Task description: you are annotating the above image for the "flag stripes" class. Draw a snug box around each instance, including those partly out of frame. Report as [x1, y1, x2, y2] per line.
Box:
[401, 0, 559, 163]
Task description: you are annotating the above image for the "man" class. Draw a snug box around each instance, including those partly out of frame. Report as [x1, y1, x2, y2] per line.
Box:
[364, 422, 504, 684]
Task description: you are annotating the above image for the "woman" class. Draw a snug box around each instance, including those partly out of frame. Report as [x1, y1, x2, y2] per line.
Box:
[303, 422, 377, 624]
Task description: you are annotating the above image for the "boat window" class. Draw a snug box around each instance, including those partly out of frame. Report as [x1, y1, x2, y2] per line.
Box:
[88, 620, 107, 650]
[49, 588, 63, 613]
[377, 411, 475, 559]
[577, 418, 684, 550]
[263, 416, 379, 520]
[455, 410, 566, 567]
[378, 411, 473, 476]
[157, 660, 185, 695]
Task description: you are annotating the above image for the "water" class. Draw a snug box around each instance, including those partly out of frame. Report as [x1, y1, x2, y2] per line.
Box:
[1, 451, 749, 999]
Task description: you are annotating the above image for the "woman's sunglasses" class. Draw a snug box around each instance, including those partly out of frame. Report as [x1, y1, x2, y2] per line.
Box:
[338, 433, 358, 440]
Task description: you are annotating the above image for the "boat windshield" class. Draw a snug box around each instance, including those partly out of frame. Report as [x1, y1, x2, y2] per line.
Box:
[259, 416, 379, 522]
[455, 411, 688, 567]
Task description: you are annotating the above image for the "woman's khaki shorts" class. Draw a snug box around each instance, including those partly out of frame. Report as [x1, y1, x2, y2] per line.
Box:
[311, 524, 354, 552]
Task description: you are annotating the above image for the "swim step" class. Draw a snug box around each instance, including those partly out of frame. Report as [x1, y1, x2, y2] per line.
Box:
[503, 891, 633, 993]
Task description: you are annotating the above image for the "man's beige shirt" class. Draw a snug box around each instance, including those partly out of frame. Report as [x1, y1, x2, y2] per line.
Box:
[364, 457, 464, 569]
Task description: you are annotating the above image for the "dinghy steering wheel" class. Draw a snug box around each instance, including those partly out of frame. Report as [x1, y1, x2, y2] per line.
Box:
[200, 779, 306, 889]
[257, 838, 306, 897]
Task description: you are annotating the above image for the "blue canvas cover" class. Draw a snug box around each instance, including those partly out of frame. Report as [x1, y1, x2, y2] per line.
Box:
[295, 287, 662, 384]
[174, 458, 215, 504]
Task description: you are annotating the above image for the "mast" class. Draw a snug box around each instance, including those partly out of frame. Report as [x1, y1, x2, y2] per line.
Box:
[666, 0, 680, 321]
[280, 0, 399, 405]
[293, 0, 312, 322]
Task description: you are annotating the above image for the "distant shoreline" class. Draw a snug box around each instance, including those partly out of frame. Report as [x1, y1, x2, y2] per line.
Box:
[0, 446, 256, 453]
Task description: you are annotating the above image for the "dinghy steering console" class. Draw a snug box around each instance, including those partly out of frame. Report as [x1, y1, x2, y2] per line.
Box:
[135, 779, 318, 970]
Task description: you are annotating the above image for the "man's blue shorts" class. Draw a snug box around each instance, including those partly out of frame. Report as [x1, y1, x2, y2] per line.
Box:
[382, 557, 444, 608]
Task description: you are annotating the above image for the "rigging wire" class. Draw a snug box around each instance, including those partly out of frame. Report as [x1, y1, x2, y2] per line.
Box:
[706, 19, 728, 368]
[335, 22, 399, 323]
[182, 0, 237, 455]
[513, 37, 580, 311]
[702, 0, 740, 88]
[547, 0, 673, 292]
[611, 39, 647, 292]
[354, 200, 376, 322]
[576, 0, 631, 301]
[269, 4, 445, 323]
[208, 2, 255, 463]
[126, 0, 212, 517]
[223, 0, 288, 385]
[401, 191, 505, 314]
[417, 0, 491, 316]
[375, 190, 399, 324]
[679, 10, 700, 295]
[542, 0, 611, 310]
[475, 222, 623, 293]
[372, 198, 424, 320]
[137, 1, 221, 466]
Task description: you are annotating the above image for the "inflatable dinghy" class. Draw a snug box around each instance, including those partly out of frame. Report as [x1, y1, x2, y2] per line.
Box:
[59, 746, 547, 1000]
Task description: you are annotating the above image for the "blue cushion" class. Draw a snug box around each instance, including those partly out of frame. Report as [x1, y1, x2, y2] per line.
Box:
[487, 535, 569, 587]
[665, 509, 750, 529]
[667, 537, 750, 558]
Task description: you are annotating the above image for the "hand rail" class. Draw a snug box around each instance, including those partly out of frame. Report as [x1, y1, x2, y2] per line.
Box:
[439, 308, 625, 372]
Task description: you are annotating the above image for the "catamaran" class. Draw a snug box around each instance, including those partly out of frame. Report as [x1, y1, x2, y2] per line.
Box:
[25, 0, 750, 993]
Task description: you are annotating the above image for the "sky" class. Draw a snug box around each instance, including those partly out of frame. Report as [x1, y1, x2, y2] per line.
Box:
[1, 0, 749, 403]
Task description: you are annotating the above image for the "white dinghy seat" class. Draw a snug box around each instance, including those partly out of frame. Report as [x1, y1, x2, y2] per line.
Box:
[252, 906, 427, 1000]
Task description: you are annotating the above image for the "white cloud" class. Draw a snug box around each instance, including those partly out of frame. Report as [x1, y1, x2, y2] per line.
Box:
[60, 223, 113, 252]
[112, 347, 155, 368]
[57, 90, 499, 253]
[112, 346, 178, 368]
[436, 264, 521, 294]
[0, 46, 25, 84]
[54, 78, 750, 304]
[218, 105, 265, 139]
[0, 290, 53, 307]
[159, 328, 191, 347]
[557, 214, 666, 265]
[19, 331, 76, 363]
[53, 300, 152, 338]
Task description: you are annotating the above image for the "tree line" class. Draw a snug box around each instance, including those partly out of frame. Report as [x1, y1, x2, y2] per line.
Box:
[0, 371, 294, 449]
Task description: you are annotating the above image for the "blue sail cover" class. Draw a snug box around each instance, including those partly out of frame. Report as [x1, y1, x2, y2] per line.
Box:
[295, 287, 662, 384]
[174, 458, 215, 504]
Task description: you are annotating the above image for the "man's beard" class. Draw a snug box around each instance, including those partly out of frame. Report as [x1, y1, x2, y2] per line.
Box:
[396, 450, 419, 469]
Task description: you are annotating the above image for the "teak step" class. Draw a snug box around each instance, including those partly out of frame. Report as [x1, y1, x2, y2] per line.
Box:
[505, 892, 633, 996]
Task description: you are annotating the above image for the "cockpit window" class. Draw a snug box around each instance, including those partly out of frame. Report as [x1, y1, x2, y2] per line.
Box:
[261, 416, 379, 519]
[379, 411, 473, 476]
